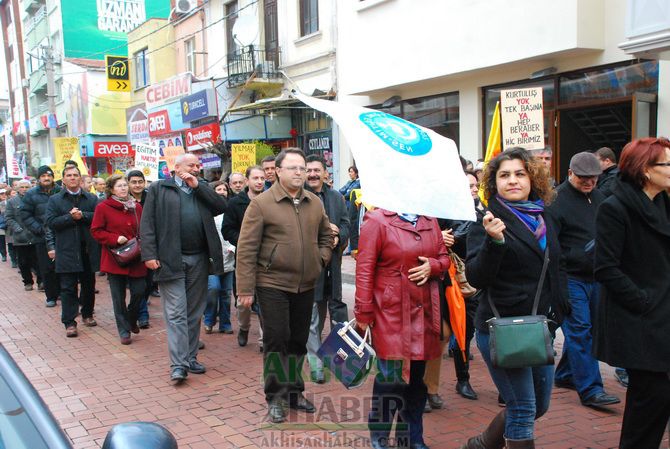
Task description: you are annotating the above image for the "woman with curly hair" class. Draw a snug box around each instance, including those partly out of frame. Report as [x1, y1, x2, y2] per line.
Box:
[461, 147, 568, 449]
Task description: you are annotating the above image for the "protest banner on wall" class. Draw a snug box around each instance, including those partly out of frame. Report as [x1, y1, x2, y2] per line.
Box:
[500, 87, 545, 150]
[133, 144, 160, 181]
[231, 143, 256, 174]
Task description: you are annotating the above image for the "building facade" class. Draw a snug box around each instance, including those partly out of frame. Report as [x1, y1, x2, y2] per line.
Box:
[335, 0, 668, 185]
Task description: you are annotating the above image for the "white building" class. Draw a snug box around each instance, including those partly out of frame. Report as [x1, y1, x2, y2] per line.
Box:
[334, 0, 669, 185]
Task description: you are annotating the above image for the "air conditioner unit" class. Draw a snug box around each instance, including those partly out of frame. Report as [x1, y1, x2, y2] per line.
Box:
[175, 0, 197, 14]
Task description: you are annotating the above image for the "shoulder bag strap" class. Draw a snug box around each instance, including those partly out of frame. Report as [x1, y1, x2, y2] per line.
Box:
[487, 248, 549, 318]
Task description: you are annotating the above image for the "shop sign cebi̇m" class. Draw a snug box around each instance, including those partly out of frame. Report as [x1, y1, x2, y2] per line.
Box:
[61, 0, 170, 61]
[146, 73, 192, 110]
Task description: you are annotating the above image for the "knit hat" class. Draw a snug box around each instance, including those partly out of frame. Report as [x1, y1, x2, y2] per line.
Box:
[37, 165, 54, 178]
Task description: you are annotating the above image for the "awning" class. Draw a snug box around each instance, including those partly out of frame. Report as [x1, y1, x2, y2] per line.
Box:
[223, 89, 336, 115]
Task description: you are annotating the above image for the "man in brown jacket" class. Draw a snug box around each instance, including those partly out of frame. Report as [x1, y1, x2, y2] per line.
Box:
[236, 148, 333, 423]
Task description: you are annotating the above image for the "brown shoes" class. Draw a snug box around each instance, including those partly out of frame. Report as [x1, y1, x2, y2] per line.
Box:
[120, 336, 132, 345]
[66, 326, 78, 338]
[82, 317, 97, 327]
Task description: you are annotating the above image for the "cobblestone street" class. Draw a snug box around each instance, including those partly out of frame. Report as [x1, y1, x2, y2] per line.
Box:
[0, 257, 656, 449]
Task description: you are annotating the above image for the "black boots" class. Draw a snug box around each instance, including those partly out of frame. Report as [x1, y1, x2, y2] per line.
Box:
[504, 438, 534, 448]
[460, 410, 506, 449]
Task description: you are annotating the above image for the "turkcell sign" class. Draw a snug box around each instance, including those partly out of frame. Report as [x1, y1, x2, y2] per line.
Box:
[181, 89, 217, 122]
[145, 73, 192, 110]
[185, 122, 221, 151]
[93, 142, 134, 158]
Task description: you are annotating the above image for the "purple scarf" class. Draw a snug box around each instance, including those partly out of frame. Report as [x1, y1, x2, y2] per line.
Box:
[496, 195, 547, 250]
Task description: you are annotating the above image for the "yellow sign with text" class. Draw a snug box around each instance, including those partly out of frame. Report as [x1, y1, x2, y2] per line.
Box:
[52, 137, 81, 180]
[231, 144, 257, 175]
[164, 146, 185, 172]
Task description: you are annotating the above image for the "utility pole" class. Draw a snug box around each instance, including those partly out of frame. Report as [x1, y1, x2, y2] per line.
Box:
[42, 45, 58, 159]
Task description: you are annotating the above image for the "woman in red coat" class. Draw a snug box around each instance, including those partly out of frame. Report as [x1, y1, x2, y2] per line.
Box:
[355, 209, 449, 449]
[91, 175, 147, 345]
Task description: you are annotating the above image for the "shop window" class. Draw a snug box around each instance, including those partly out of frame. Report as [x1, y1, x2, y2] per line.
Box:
[370, 92, 460, 145]
[299, 0, 318, 36]
[134, 48, 150, 88]
[559, 60, 658, 104]
[306, 110, 330, 132]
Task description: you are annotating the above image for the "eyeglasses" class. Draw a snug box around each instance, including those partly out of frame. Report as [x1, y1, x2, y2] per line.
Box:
[280, 166, 307, 173]
[653, 162, 670, 167]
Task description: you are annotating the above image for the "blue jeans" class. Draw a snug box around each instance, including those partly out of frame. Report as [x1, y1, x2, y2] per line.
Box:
[137, 298, 149, 324]
[204, 273, 233, 331]
[554, 278, 604, 400]
[476, 331, 554, 440]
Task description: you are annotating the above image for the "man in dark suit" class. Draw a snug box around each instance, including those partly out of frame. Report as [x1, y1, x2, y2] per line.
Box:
[304, 155, 350, 384]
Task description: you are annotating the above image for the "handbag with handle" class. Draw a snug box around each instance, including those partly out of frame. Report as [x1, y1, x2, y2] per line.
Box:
[487, 249, 554, 369]
[108, 208, 141, 267]
[317, 319, 376, 389]
[448, 249, 478, 298]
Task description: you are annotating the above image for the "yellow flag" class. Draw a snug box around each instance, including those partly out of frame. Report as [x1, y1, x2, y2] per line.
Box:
[479, 101, 502, 205]
[69, 146, 89, 176]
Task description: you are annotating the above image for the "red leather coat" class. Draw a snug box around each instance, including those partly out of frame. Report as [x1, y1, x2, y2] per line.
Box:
[354, 209, 449, 378]
[91, 199, 147, 278]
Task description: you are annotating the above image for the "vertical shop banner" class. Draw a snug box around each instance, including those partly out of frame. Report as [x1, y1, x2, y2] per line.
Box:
[52, 137, 81, 180]
[163, 146, 185, 172]
[231, 144, 257, 174]
[500, 87, 544, 150]
[295, 93, 474, 221]
[4, 133, 26, 179]
[134, 144, 160, 181]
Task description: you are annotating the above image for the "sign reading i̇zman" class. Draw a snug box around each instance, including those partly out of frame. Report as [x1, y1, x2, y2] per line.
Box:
[97, 0, 147, 33]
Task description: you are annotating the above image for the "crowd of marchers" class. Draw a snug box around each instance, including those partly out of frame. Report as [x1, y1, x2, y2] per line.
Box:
[0, 139, 668, 449]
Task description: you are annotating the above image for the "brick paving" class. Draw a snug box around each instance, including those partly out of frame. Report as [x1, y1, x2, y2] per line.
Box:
[0, 256, 664, 449]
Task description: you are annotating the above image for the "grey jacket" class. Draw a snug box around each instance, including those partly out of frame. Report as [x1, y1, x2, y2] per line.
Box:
[4, 195, 40, 246]
[140, 177, 227, 281]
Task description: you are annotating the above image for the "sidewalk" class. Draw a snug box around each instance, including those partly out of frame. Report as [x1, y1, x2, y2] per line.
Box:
[0, 256, 647, 449]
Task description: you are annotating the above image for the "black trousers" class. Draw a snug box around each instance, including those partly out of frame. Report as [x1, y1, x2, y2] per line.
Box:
[453, 295, 478, 381]
[108, 274, 145, 338]
[60, 251, 95, 327]
[370, 359, 428, 446]
[35, 243, 59, 301]
[257, 286, 314, 404]
[0, 235, 6, 258]
[619, 369, 670, 449]
[15, 245, 38, 286]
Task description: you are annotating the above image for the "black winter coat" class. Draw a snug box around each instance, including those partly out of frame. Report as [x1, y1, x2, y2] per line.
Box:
[466, 197, 568, 332]
[140, 177, 227, 281]
[593, 179, 670, 372]
[5, 195, 40, 246]
[45, 190, 101, 273]
[546, 181, 605, 280]
[596, 165, 619, 197]
[222, 189, 251, 246]
[19, 185, 61, 241]
[308, 185, 350, 304]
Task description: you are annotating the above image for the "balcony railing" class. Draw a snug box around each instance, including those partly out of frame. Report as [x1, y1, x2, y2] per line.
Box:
[227, 45, 281, 88]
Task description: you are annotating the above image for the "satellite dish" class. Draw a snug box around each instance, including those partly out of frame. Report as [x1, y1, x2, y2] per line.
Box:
[232, 14, 259, 47]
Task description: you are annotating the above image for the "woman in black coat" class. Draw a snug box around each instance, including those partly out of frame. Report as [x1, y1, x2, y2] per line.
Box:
[461, 148, 568, 449]
[594, 137, 670, 449]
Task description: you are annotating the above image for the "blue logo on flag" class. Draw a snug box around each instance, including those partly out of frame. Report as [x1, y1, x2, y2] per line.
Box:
[359, 112, 432, 156]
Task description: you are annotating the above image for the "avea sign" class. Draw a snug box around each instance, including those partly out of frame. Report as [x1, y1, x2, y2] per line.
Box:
[93, 142, 134, 158]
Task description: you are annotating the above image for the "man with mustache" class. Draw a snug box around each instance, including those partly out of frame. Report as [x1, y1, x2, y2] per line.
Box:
[304, 155, 350, 384]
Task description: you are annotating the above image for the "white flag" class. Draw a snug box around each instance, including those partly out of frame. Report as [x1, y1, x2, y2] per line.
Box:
[296, 93, 475, 221]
